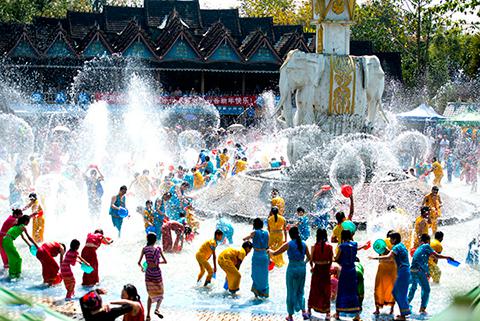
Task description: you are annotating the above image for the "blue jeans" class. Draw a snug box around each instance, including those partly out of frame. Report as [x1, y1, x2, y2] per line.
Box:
[408, 270, 430, 309]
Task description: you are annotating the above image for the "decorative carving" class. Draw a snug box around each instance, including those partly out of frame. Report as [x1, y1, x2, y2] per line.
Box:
[332, 0, 345, 15]
[316, 25, 324, 53]
[329, 56, 356, 115]
[313, 0, 326, 18]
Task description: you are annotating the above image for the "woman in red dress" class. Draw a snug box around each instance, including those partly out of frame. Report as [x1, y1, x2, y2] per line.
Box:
[81, 229, 113, 287]
[36, 241, 66, 285]
[307, 228, 334, 320]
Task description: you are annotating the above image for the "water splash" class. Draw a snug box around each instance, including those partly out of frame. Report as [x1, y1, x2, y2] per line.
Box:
[392, 130, 431, 169]
[72, 101, 110, 166]
[328, 145, 366, 194]
[0, 113, 34, 161]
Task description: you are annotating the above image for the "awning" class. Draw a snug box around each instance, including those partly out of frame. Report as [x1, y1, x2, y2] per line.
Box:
[396, 103, 446, 122]
[446, 112, 480, 126]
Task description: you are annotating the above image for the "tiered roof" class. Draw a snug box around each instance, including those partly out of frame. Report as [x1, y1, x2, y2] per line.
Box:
[0, 0, 401, 77]
[0, 0, 310, 68]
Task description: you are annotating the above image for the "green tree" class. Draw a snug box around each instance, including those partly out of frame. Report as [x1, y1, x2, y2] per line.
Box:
[352, 0, 480, 89]
[0, 0, 37, 23]
[296, 0, 314, 32]
[0, 0, 142, 23]
[239, 0, 297, 25]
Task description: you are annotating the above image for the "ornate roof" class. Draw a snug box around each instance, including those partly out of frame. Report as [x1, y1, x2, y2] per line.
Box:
[239, 17, 274, 41]
[78, 27, 114, 56]
[67, 11, 104, 40]
[7, 29, 41, 58]
[199, 22, 243, 61]
[115, 20, 157, 59]
[0, 0, 401, 78]
[275, 32, 309, 58]
[104, 5, 146, 34]
[43, 25, 78, 58]
[156, 13, 202, 60]
[240, 30, 281, 63]
[200, 9, 241, 39]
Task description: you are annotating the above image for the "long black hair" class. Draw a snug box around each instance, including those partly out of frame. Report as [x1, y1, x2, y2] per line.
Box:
[123, 284, 141, 302]
[12, 209, 23, 217]
[289, 226, 303, 253]
[147, 232, 157, 246]
[16, 215, 30, 226]
[316, 228, 328, 253]
[271, 207, 279, 222]
[253, 218, 263, 230]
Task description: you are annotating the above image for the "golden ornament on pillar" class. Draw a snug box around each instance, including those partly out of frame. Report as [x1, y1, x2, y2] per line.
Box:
[332, 0, 345, 15]
[329, 56, 356, 115]
[313, 0, 326, 17]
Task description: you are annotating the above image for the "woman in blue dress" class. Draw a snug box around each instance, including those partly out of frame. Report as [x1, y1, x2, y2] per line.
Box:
[167, 182, 190, 221]
[154, 193, 172, 241]
[243, 218, 270, 298]
[109, 186, 127, 237]
[369, 232, 411, 321]
[268, 226, 312, 321]
[334, 229, 362, 320]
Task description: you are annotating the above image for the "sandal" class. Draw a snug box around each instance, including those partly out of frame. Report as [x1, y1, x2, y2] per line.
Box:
[302, 312, 311, 320]
[154, 310, 164, 319]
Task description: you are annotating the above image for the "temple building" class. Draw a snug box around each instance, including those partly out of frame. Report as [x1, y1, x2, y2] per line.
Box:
[0, 0, 401, 121]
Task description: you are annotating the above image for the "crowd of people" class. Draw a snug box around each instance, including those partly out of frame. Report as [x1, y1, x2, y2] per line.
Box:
[409, 127, 480, 193]
[0, 136, 476, 321]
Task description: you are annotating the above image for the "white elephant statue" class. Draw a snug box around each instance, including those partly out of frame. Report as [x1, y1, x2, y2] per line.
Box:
[274, 50, 324, 128]
[275, 50, 387, 131]
[362, 56, 387, 124]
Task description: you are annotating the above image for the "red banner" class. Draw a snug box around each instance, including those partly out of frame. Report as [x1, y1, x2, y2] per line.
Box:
[94, 93, 257, 107]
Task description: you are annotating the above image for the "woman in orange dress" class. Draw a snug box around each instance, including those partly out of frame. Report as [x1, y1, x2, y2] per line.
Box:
[374, 231, 397, 315]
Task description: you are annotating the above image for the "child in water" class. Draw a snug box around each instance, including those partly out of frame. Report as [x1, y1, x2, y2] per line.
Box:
[143, 200, 154, 233]
[296, 207, 310, 241]
[330, 264, 340, 301]
[61, 239, 90, 300]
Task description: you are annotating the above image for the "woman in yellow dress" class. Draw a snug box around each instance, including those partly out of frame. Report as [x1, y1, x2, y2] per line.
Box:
[271, 189, 285, 216]
[267, 207, 287, 267]
[23, 193, 44, 243]
[422, 186, 442, 234]
[430, 158, 444, 187]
